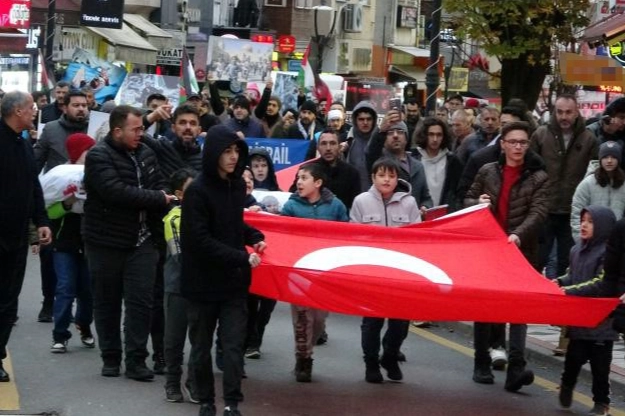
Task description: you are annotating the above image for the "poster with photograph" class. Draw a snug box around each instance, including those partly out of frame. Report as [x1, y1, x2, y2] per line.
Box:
[274, 72, 300, 112]
[207, 36, 273, 83]
[62, 48, 127, 104]
[115, 73, 180, 109]
[87, 111, 111, 142]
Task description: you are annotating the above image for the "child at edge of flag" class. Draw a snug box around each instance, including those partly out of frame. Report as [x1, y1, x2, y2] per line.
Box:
[349, 157, 421, 384]
[281, 162, 349, 383]
[162, 168, 199, 404]
[555, 205, 617, 416]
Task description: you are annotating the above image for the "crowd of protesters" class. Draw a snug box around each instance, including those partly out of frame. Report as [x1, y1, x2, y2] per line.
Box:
[4, 80, 625, 416]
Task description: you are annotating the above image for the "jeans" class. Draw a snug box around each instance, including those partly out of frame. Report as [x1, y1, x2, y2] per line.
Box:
[291, 305, 328, 359]
[187, 296, 248, 407]
[52, 251, 92, 342]
[87, 241, 158, 366]
[474, 323, 527, 366]
[164, 292, 193, 387]
[539, 214, 574, 278]
[246, 294, 276, 350]
[361, 317, 409, 362]
[0, 246, 28, 360]
[561, 339, 613, 406]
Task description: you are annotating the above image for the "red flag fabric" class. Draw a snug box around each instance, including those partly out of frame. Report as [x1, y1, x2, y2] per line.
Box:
[274, 158, 317, 191]
[245, 206, 618, 327]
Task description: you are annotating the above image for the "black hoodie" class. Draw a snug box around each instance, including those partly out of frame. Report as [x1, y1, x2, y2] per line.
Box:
[248, 147, 280, 191]
[180, 124, 264, 301]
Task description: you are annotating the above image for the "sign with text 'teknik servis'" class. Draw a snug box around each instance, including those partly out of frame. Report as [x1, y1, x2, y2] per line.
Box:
[80, 0, 125, 29]
[0, 1, 31, 29]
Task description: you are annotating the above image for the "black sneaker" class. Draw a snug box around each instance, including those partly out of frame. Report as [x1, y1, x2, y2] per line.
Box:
[588, 402, 610, 416]
[223, 406, 242, 416]
[76, 325, 95, 348]
[315, 330, 328, 345]
[380, 355, 403, 382]
[472, 367, 495, 384]
[101, 364, 121, 377]
[37, 301, 53, 323]
[559, 384, 573, 408]
[183, 381, 200, 404]
[125, 363, 154, 381]
[50, 339, 68, 354]
[244, 347, 260, 359]
[199, 403, 217, 416]
[365, 362, 383, 384]
[165, 384, 183, 402]
[153, 352, 166, 375]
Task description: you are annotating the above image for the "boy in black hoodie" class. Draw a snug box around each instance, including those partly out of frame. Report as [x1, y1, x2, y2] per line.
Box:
[556, 205, 617, 416]
[181, 124, 266, 416]
[248, 148, 280, 191]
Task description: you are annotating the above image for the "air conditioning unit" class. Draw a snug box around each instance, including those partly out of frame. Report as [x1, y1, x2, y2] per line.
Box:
[343, 4, 363, 33]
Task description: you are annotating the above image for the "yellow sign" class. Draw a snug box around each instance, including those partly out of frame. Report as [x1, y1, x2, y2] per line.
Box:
[610, 42, 623, 57]
[447, 67, 469, 92]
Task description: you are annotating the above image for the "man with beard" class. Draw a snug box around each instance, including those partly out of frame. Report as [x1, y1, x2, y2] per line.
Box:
[41, 81, 70, 123]
[35, 91, 90, 173]
[258, 95, 282, 137]
[346, 101, 379, 192]
[456, 106, 501, 165]
[225, 96, 265, 139]
[404, 99, 422, 144]
[280, 100, 323, 160]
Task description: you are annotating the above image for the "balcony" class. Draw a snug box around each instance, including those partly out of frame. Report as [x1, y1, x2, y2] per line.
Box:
[123, 0, 161, 15]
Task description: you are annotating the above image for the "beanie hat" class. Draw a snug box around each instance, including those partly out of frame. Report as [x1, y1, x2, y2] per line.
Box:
[233, 95, 251, 112]
[327, 109, 343, 121]
[382, 121, 408, 133]
[605, 97, 625, 116]
[66, 133, 95, 163]
[599, 141, 622, 164]
[465, 98, 480, 109]
[300, 100, 318, 116]
[100, 100, 117, 114]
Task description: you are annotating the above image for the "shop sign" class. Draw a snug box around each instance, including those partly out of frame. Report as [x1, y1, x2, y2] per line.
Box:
[0, 0, 30, 29]
[157, 48, 184, 66]
[277, 35, 296, 54]
[26, 26, 41, 50]
[287, 60, 302, 72]
[80, 0, 124, 29]
[608, 41, 625, 66]
[55, 27, 100, 62]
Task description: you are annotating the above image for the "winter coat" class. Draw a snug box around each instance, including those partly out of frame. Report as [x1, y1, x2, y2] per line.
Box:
[40, 102, 63, 124]
[0, 119, 48, 251]
[455, 128, 497, 165]
[347, 101, 379, 192]
[163, 205, 182, 294]
[570, 172, 625, 243]
[557, 205, 618, 341]
[34, 115, 89, 173]
[287, 159, 361, 210]
[281, 121, 322, 161]
[180, 125, 264, 302]
[366, 132, 433, 209]
[248, 147, 280, 191]
[225, 116, 265, 138]
[464, 151, 549, 268]
[83, 134, 169, 249]
[586, 120, 625, 151]
[282, 187, 349, 222]
[350, 179, 420, 227]
[414, 148, 464, 211]
[47, 201, 83, 253]
[530, 116, 599, 214]
[141, 134, 203, 181]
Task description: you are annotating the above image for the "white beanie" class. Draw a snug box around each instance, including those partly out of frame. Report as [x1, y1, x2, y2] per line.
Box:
[327, 109, 343, 120]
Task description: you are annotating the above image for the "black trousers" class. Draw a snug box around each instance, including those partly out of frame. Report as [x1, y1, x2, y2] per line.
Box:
[561, 339, 613, 406]
[164, 292, 193, 387]
[87, 242, 158, 366]
[538, 213, 574, 277]
[150, 249, 165, 358]
[187, 296, 248, 407]
[245, 294, 276, 350]
[474, 323, 527, 367]
[361, 317, 409, 362]
[39, 244, 56, 303]
[0, 246, 28, 361]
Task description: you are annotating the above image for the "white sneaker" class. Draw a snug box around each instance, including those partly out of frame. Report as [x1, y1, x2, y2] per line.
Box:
[490, 348, 507, 370]
[51, 341, 67, 353]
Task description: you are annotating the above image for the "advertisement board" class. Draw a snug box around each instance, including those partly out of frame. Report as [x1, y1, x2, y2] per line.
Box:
[0, 0, 30, 29]
[80, 0, 125, 29]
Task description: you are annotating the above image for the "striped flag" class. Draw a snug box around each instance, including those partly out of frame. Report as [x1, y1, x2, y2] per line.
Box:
[39, 50, 55, 91]
[179, 47, 199, 103]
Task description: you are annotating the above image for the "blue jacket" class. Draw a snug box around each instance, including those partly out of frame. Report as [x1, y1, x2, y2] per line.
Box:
[282, 188, 349, 222]
[557, 205, 618, 341]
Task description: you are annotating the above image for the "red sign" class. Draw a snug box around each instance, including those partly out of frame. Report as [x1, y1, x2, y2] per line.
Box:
[195, 69, 206, 80]
[0, 0, 30, 29]
[277, 35, 296, 54]
[251, 34, 274, 44]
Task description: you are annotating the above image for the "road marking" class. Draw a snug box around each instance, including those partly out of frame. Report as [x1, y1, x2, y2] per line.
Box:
[0, 350, 20, 411]
[410, 327, 625, 416]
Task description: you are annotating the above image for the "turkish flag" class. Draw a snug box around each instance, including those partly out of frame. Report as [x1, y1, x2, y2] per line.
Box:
[245, 206, 618, 327]
[275, 158, 318, 191]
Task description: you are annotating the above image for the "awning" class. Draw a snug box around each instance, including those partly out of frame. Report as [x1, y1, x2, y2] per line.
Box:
[463, 86, 501, 102]
[84, 24, 159, 65]
[389, 45, 430, 58]
[123, 14, 174, 50]
[388, 64, 425, 83]
[581, 13, 625, 44]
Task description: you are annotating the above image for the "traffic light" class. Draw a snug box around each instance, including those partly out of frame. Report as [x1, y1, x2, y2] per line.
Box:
[177, 0, 189, 32]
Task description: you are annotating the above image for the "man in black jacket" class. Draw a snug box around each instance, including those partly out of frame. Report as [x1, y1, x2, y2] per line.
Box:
[83, 105, 175, 380]
[181, 124, 266, 416]
[40, 81, 70, 123]
[0, 91, 51, 382]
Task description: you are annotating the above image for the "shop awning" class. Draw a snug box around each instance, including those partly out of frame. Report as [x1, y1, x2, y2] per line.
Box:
[123, 14, 174, 50]
[389, 45, 430, 58]
[388, 65, 425, 83]
[84, 24, 158, 65]
[581, 12, 625, 45]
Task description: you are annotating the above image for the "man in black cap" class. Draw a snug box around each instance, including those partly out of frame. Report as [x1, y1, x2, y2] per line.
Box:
[586, 97, 625, 158]
[225, 96, 265, 139]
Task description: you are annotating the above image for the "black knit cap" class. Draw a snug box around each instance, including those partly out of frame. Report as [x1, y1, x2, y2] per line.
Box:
[300, 100, 317, 116]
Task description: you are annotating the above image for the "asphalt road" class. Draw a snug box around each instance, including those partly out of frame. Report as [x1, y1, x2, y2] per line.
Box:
[2, 255, 625, 416]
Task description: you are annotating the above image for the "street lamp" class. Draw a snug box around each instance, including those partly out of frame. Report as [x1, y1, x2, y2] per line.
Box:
[311, 0, 337, 74]
[443, 45, 456, 101]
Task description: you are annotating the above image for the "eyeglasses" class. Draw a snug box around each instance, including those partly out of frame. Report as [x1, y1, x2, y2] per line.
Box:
[503, 139, 530, 148]
[386, 128, 406, 136]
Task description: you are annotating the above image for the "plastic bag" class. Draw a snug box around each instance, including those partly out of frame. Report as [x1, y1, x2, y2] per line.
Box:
[39, 164, 86, 208]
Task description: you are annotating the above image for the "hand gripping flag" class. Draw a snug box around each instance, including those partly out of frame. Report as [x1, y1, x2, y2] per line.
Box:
[244, 206, 618, 327]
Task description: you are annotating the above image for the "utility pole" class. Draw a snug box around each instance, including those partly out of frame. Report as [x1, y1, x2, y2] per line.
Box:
[425, 0, 442, 115]
[44, 0, 56, 86]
